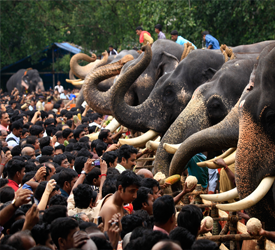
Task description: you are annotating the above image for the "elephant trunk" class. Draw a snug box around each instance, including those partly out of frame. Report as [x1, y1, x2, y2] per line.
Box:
[109, 45, 153, 132]
[83, 54, 135, 115]
[154, 92, 211, 177]
[76, 87, 85, 107]
[70, 53, 98, 79]
[169, 101, 240, 176]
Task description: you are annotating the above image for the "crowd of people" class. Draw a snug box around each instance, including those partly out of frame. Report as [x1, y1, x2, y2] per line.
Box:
[0, 85, 226, 250]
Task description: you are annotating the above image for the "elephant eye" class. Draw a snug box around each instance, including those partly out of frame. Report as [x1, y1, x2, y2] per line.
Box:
[165, 90, 172, 96]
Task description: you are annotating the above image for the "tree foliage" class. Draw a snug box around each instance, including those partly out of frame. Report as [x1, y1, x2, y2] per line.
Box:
[1, 0, 274, 69]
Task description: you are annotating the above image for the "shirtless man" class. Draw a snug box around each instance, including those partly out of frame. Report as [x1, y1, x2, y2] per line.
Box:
[99, 170, 141, 232]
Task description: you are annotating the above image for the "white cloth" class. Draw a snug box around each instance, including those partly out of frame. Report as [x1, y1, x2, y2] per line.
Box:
[89, 122, 101, 128]
[55, 85, 64, 94]
[60, 93, 69, 99]
[29, 105, 34, 111]
[208, 168, 218, 192]
[6, 132, 20, 147]
[115, 163, 126, 174]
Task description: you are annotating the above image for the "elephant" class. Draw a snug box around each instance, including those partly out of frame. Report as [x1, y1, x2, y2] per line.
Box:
[153, 57, 257, 177]
[83, 39, 185, 114]
[74, 50, 140, 107]
[109, 45, 226, 133]
[6, 69, 44, 95]
[168, 43, 275, 230]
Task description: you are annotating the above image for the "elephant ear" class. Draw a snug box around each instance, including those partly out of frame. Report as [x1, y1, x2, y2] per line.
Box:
[156, 51, 179, 80]
[202, 67, 217, 81]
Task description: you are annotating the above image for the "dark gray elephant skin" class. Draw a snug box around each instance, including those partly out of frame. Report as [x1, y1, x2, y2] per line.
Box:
[6, 69, 44, 95]
[154, 58, 256, 177]
[110, 49, 225, 133]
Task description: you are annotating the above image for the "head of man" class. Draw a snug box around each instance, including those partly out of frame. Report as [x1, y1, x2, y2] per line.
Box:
[40, 162, 56, 181]
[170, 30, 179, 41]
[62, 128, 73, 141]
[154, 24, 162, 34]
[0, 130, 8, 141]
[26, 135, 40, 150]
[11, 120, 23, 137]
[116, 170, 141, 204]
[153, 195, 176, 233]
[132, 187, 154, 215]
[73, 129, 85, 142]
[31, 223, 56, 250]
[117, 144, 138, 170]
[102, 151, 118, 168]
[53, 154, 70, 168]
[177, 204, 203, 237]
[7, 231, 36, 250]
[50, 217, 79, 250]
[136, 169, 153, 179]
[98, 129, 113, 144]
[92, 113, 102, 125]
[7, 160, 26, 184]
[42, 146, 54, 157]
[29, 125, 44, 138]
[152, 240, 182, 250]
[136, 26, 143, 36]
[73, 184, 97, 209]
[109, 45, 114, 51]
[57, 81, 61, 86]
[55, 131, 65, 145]
[21, 147, 36, 159]
[34, 181, 61, 202]
[0, 112, 10, 127]
[201, 30, 209, 41]
[57, 168, 78, 195]
[141, 178, 161, 200]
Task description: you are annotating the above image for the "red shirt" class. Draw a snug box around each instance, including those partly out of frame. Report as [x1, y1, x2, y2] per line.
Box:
[7, 179, 19, 192]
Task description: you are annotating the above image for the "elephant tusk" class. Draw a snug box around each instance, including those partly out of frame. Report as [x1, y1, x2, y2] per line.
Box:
[105, 118, 120, 133]
[163, 143, 182, 154]
[145, 140, 160, 151]
[154, 136, 161, 142]
[200, 187, 238, 202]
[66, 79, 82, 83]
[217, 176, 275, 211]
[197, 151, 236, 169]
[119, 130, 159, 148]
[66, 79, 84, 88]
[207, 148, 237, 162]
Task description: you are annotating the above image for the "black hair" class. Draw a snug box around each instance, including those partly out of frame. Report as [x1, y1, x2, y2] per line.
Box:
[106, 167, 120, 176]
[53, 154, 67, 166]
[63, 151, 75, 164]
[43, 205, 68, 224]
[49, 194, 68, 207]
[95, 141, 107, 157]
[42, 146, 54, 156]
[169, 227, 195, 250]
[73, 184, 97, 208]
[55, 131, 63, 140]
[65, 143, 74, 152]
[78, 136, 89, 143]
[34, 181, 60, 201]
[10, 219, 25, 234]
[7, 160, 25, 179]
[155, 24, 162, 31]
[62, 128, 72, 140]
[201, 30, 210, 36]
[11, 145, 21, 156]
[73, 129, 84, 140]
[22, 171, 36, 184]
[39, 136, 51, 149]
[44, 118, 55, 127]
[29, 125, 43, 136]
[130, 226, 150, 241]
[102, 174, 118, 198]
[79, 221, 97, 231]
[136, 26, 143, 31]
[66, 119, 73, 128]
[90, 236, 113, 250]
[153, 195, 175, 224]
[192, 239, 219, 250]
[40, 110, 48, 120]
[117, 144, 138, 163]
[31, 223, 51, 246]
[141, 177, 160, 190]
[57, 168, 78, 188]
[60, 109, 68, 116]
[0, 245, 16, 250]
[24, 161, 37, 172]
[133, 209, 154, 229]
[46, 125, 57, 137]
[22, 143, 35, 149]
[170, 30, 178, 35]
[77, 148, 92, 158]
[19, 204, 32, 214]
[0, 178, 9, 188]
[6, 231, 33, 250]
[39, 155, 53, 164]
[102, 151, 118, 167]
[22, 128, 29, 136]
[74, 156, 88, 174]
[91, 139, 100, 150]
[64, 112, 73, 120]
[132, 187, 152, 211]
[50, 217, 79, 249]
[98, 129, 110, 141]
[177, 205, 203, 237]
[10, 119, 23, 131]
[85, 167, 101, 185]
[0, 186, 15, 203]
[116, 170, 141, 190]
[121, 214, 143, 239]
[55, 144, 65, 153]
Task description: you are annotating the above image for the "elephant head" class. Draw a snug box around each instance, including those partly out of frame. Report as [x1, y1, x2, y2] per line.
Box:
[21, 69, 44, 94]
[154, 58, 256, 177]
[109, 49, 225, 133]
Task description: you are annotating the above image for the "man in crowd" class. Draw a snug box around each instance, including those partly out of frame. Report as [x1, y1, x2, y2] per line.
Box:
[0, 111, 10, 131]
[170, 30, 197, 49]
[155, 24, 166, 39]
[109, 45, 118, 55]
[115, 144, 138, 173]
[55, 80, 64, 94]
[202, 30, 220, 49]
[136, 26, 154, 46]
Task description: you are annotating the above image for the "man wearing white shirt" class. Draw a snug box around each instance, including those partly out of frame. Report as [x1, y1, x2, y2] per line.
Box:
[55, 81, 64, 94]
[6, 120, 23, 147]
[109, 45, 118, 55]
[89, 113, 102, 129]
[115, 145, 138, 173]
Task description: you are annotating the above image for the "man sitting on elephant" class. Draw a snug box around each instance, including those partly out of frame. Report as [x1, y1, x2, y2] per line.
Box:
[170, 30, 197, 49]
[136, 26, 154, 46]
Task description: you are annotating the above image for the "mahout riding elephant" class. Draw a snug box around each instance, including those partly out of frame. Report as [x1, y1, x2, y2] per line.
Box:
[6, 69, 44, 95]
[74, 50, 140, 107]
[168, 43, 275, 230]
[109, 45, 225, 133]
[83, 39, 185, 114]
[153, 57, 257, 177]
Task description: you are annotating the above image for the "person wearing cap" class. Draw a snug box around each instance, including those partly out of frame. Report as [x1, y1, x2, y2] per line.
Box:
[170, 30, 197, 49]
[136, 26, 154, 46]
[108, 45, 118, 55]
[155, 24, 166, 40]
